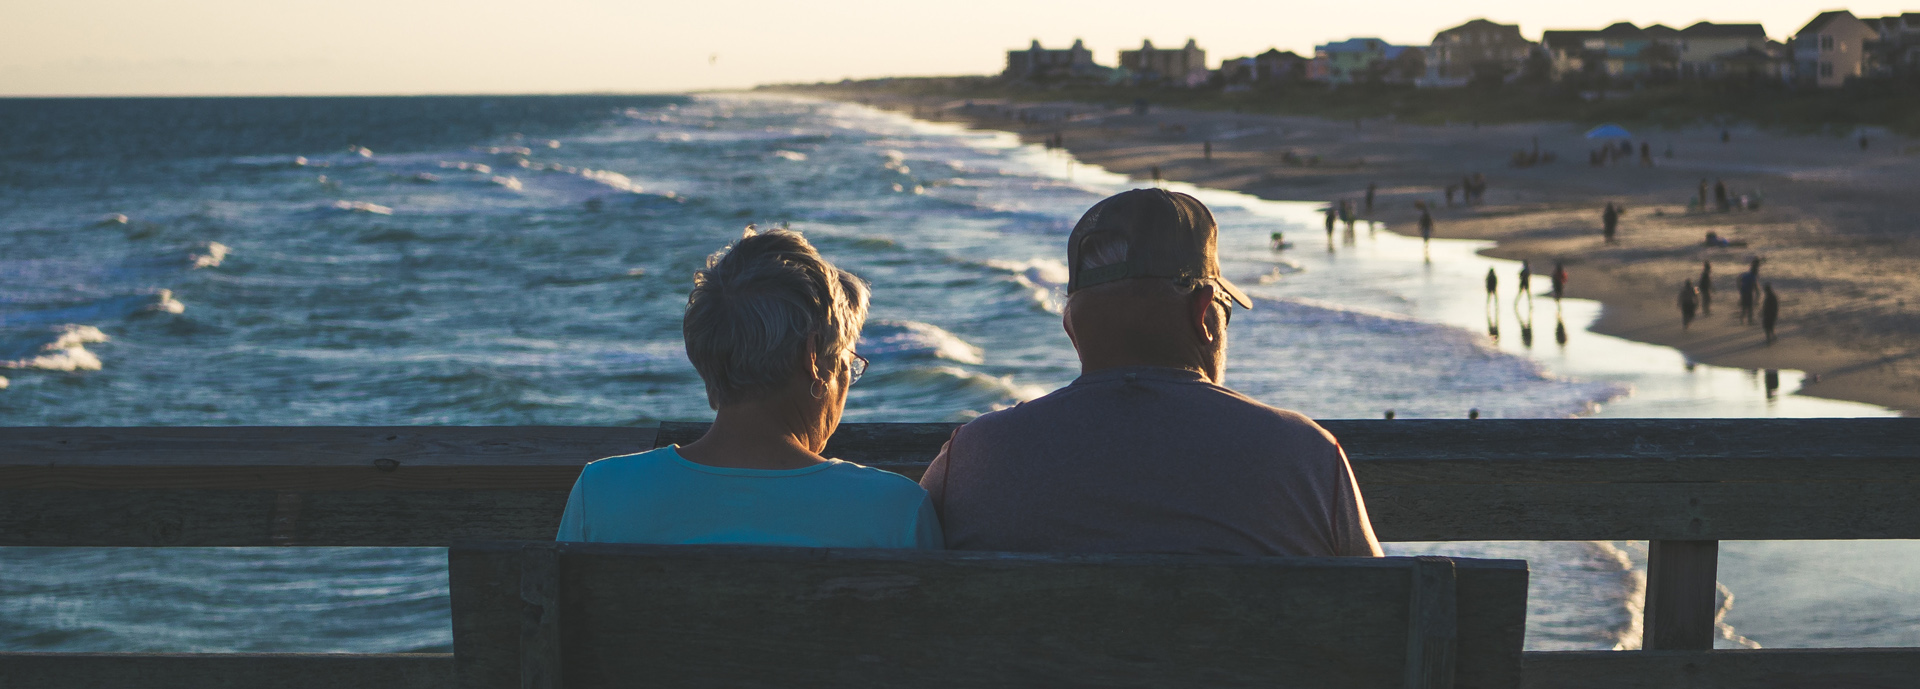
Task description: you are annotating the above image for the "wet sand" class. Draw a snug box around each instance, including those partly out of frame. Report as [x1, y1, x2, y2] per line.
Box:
[803, 91, 1920, 414]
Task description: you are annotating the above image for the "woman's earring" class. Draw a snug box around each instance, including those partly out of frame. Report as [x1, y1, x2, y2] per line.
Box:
[809, 379, 826, 399]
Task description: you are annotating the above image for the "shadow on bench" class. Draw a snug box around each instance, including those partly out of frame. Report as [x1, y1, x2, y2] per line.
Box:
[450, 542, 1528, 688]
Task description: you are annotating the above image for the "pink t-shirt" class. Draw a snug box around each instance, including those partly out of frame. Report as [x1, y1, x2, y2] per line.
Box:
[921, 366, 1381, 557]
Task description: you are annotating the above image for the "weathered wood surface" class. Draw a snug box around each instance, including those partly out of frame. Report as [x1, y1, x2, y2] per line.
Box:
[0, 426, 654, 490]
[1642, 541, 1719, 651]
[9, 648, 1914, 689]
[1406, 557, 1460, 689]
[6, 420, 1919, 545]
[0, 652, 453, 689]
[449, 541, 1530, 689]
[1521, 648, 1920, 689]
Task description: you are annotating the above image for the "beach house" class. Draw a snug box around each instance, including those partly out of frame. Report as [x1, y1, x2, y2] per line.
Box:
[1117, 39, 1209, 87]
[1217, 48, 1309, 87]
[1864, 13, 1920, 75]
[1793, 11, 1878, 87]
[1003, 39, 1101, 81]
[1309, 38, 1423, 84]
[1424, 19, 1536, 87]
[1542, 23, 1683, 82]
[1673, 22, 1780, 79]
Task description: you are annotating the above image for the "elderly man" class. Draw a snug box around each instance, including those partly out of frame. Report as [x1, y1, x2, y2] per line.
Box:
[921, 189, 1381, 557]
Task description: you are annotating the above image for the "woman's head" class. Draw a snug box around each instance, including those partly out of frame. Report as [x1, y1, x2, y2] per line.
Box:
[684, 227, 869, 416]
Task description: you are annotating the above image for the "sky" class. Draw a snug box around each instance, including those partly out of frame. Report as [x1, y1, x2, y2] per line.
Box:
[3, 1, 1915, 96]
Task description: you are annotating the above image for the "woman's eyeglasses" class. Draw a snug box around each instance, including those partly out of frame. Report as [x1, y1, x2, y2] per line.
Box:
[849, 353, 869, 385]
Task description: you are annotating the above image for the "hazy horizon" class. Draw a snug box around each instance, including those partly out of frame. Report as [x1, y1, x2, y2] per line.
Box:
[6, 1, 1916, 97]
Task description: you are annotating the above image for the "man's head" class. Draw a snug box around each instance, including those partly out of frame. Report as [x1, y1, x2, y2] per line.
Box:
[1061, 189, 1250, 382]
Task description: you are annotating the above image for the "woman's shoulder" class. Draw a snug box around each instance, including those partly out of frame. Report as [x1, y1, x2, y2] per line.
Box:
[578, 447, 678, 478]
[814, 460, 930, 499]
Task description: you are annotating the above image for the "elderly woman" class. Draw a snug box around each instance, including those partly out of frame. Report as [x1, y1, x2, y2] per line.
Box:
[557, 228, 940, 548]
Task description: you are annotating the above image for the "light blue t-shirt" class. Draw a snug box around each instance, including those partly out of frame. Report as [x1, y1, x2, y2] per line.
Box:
[556, 446, 942, 549]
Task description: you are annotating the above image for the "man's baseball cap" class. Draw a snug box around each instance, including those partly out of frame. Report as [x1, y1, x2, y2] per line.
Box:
[1066, 188, 1252, 308]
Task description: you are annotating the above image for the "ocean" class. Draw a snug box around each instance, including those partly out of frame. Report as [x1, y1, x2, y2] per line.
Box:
[1, 93, 1914, 653]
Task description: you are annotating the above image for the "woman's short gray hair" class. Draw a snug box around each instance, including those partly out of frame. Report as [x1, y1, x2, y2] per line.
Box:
[684, 227, 870, 407]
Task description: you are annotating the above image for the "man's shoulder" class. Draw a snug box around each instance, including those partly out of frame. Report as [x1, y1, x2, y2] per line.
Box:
[960, 376, 1337, 448]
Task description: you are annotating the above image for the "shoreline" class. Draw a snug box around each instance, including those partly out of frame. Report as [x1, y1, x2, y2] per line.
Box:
[788, 89, 1920, 415]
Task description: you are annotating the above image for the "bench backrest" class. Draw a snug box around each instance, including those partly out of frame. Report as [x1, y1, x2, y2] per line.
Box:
[449, 542, 1528, 689]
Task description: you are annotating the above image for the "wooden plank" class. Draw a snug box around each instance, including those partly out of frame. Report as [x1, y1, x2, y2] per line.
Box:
[1643, 541, 1719, 651]
[5, 421, 1919, 546]
[0, 652, 452, 689]
[1521, 648, 1920, 689]
[0, 490, 567, 546]
[449, 542, 1530, 689]
[1361, 480, 1920, 541]
[0, 426, 654, 490]
[7, 471, 1917, 546]
[518, 544, 561, 689]
[1406, 557, 1459, 689]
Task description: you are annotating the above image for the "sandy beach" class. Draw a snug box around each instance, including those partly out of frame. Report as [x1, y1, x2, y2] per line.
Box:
[796, 89, 1920, 414]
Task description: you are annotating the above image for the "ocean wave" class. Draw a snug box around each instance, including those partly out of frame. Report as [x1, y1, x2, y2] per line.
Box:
[1229, 295, 1627, 419]
[846, 364, 1049, 422]
[489, 176, 523, 192]
[0, 291, 184, 329]
[975, 258, 1068, 313]
[190, 242, 230, 269]
[772, 150, 807, 162]
[326, 201, 394, 215]
[1, 325, 109, 371]
[858, 320, 983, 364]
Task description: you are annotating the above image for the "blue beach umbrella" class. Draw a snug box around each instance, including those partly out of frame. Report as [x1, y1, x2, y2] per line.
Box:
[1585, 124, 1633, 139]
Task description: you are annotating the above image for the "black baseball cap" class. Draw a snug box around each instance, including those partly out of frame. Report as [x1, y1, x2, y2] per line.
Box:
[1066, 189, 1251, 308]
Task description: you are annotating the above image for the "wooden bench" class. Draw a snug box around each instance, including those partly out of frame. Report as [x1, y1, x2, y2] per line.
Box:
[447, 541, 1529, 689]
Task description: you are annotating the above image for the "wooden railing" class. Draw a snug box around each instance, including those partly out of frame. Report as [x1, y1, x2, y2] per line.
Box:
[3, 419, 1918, 688]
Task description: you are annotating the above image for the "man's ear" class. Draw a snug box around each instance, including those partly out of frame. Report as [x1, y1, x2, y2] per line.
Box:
[1189, 283, 1219, 344]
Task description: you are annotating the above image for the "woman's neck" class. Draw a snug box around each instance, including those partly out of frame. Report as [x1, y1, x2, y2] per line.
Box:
[677, 398, 827, 471]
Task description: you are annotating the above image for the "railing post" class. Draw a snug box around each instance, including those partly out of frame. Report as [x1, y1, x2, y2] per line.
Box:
[1642, 540, 1718, 650]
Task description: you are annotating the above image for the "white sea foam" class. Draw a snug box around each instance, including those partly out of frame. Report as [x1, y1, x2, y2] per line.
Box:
[977, 258, 1068, 313]
[0, 375, 8, 389]
[2, 325, 109, 372]
[149, 289, 185, 314]
[772, 150, 807, 161]
[97, 213, 129, 226]
[189, 242, 230, 269]
[858, 320, 983, 364]
[328, 201, 394, 215]
[490, 176, 524, 192]
[575, 168, 641, 193]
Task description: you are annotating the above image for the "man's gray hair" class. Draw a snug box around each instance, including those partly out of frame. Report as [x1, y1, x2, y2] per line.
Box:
[684, 227, 870, 407]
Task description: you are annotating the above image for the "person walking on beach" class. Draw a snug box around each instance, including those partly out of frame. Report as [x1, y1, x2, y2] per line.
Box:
[1551, 261, 1567, 300]
[1738, 258, 1761, 325]
[1698, 261, 1713, 316]
[921, 188, 1382, 557]
[1517, 262, 1531, 297]
[1324, 204, 1337, 242]
[1714, 179, 1730, 213]
[1445, 184, 1457, 207]
[1365, 182, 1376, 212]
[1418, 206, 1434, 248]
[1679, 279, 1699, 330]
[1761, 283, 1779, 343]
[1639, 142, 1653, 167]
[1485, 268, 1499, 308]
[1602, 203, 1619, 243]
[1758, 282, 1774, 343]
[1698, 179, 1709, 211]
[1151, 165, 1162, 186]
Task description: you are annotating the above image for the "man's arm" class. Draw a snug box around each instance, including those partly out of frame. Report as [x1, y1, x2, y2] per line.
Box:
[1330, 443, 1384, 557]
